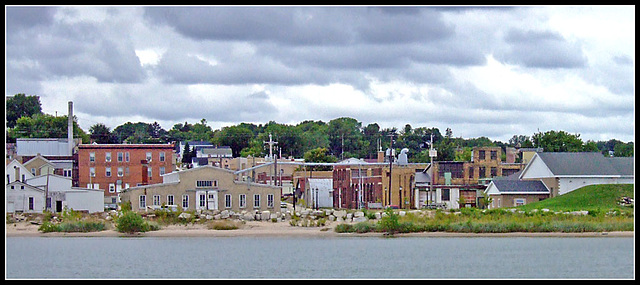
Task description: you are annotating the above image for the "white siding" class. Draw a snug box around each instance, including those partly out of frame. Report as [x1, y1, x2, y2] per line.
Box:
[558, 177, 635, 195]
[520, 154, 554, 179]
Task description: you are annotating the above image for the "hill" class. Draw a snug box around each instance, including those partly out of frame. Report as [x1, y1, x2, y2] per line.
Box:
[518, 183, 634, 213]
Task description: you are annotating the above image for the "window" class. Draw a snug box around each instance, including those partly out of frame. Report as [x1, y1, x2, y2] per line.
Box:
[89, 152, 95, 162]
[254, 194, 260, 208]
[159, 152, 165, 162]
[63, 169, 72, 177]
[147, 167, 152, 178]
[225, 194, 232, 208]
[109, 183, 115, 193]
[105, 167, 111, 177]
[468, 167, 474, 179]
[117, 152, 123, 162]
[441, 188, 450, 201]
[478, 150, 485, 160]
[146, 152, 152, 162]
[31, 168, 36, 175]
[490, 150, 497, 160]
[490, 167, 497, 177]
[125, 152, 130, 162]
[182, 195, 189, 209]
[199, 193, 206, 208]
[159, 167, 165, 176]
[153, 195, 161, 206]
[438, 162, 464, 178]
[267, 194, 274, 208]
[90, 167, 96, 177]
[125, 167, 130, 176]
[117, 167, 124, 177]
[239, 194, 246, 208]
[105, 152, 111, 162]
[478, 167, 486, 179]
[196, 180, 217, 188]
[167, 195, 174, 206]
[514, 198, 526, 206]
[139, 195, 146, 208]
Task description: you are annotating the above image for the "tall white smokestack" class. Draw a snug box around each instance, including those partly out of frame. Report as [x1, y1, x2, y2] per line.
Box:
[68, 101, 73, 155]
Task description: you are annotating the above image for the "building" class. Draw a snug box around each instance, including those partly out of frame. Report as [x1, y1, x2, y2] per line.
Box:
[6, 160, 103, 213]
[77, 143, 175, 209]
[429, 146, 527, 209]
[120, 165, 281, 214]
[484, 179, 550, 209]
[332, 158, 383, 209]
[519, 152, 634, 197]
[306, 178, 334, 209]
[15, 138, 80, 186]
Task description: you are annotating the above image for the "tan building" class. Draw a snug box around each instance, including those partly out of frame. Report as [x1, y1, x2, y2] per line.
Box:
[120, 165, 281, 214]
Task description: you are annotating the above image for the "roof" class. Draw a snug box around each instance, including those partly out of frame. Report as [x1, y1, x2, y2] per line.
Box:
[490, 179, 549, 194]
[336, 158, 368, 165]
[535, 152, 633, 176]
[78, 143, 174, 149]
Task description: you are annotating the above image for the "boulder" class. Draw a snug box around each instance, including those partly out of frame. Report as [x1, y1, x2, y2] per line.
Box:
[353, 216, 368, 223]
[178, 212, 192, 219]
[354, 211, 365, 218]
[261, 211, 271, 221]
[333, 210, 347, 218]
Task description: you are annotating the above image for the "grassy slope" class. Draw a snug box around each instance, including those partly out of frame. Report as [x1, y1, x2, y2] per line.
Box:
[518, 183, 634, 212]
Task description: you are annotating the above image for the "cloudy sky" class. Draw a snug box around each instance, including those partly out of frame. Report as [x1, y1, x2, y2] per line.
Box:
[5, 5, 635, 143]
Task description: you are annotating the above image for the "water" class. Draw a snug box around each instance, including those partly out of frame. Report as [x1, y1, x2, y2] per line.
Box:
[6, 236, 634, 279]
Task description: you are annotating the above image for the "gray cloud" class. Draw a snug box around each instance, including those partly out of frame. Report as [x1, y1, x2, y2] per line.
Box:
[497, 29, 587, 68]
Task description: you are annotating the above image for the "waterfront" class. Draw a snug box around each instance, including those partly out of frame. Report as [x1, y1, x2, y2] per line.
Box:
[6, 236, 634, 279]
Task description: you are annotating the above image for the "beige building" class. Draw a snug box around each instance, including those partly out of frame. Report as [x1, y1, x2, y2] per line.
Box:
[120, 165, 281, 213]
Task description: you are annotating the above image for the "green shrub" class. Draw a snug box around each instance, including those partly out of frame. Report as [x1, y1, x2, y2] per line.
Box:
[115, 211, 158, 233]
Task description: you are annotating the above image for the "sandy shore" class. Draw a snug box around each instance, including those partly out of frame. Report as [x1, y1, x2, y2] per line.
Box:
[5, 221, 634, 238]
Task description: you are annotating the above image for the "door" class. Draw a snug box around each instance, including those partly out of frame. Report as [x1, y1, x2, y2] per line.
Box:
[207, 191, 217, 210]
[56, 201, 63, 212]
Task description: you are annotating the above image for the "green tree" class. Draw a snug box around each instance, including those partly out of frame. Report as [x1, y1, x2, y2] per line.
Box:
[213, 125, 254, 157]
[9, 113, 89, 143]
[89, 123, 115, 144]
[327, 117, 363, 160]
[532, 130, 594, 152]
[6, 93, 42, 128]
[614, 142, 634, 157]
[303, 147, 338, 163]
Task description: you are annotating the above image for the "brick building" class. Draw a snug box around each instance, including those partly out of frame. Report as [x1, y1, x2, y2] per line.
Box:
[332, 158, 383, 209]
[77, 144, 175, 209]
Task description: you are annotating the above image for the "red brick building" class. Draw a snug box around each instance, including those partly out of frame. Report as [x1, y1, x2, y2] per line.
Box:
[77, 144, 175, 208]
[332, 159, 383, 209]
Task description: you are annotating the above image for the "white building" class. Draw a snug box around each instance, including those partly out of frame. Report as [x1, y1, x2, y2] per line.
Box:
[307, 178, 333, 209]
[519, 152, 634, 196]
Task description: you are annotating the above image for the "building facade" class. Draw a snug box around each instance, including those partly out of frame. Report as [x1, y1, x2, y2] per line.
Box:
[120, 166, 281, 214]
[77, 144, 175, 209]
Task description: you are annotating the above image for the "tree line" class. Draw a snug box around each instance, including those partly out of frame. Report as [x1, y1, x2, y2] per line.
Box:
[6, 93, 634, 162]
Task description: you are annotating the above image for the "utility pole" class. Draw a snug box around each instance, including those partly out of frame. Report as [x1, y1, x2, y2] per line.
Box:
[428, 133, 437, 207]
[387, 133, 394, 207]
[264, 133, 278, 185]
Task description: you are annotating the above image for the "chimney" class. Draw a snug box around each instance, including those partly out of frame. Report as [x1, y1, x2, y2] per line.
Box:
[14, 166, 20, 182]
[68, 101, 74, 156]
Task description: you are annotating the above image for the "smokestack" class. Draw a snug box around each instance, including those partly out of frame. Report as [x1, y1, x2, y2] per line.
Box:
[68, 101, 73, 155]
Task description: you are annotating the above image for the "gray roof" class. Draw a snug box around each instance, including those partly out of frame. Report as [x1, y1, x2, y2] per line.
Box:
[492, 179, 549, 193]
[536, 152, 633, 176]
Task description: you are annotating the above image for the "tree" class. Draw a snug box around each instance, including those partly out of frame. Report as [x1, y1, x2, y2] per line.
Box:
[181, 142, 193, 164]
[532, 130, 590, 152]
[213, 125, 254, 157]
[9, 113, 89, 143]
[614, 142, 634, 157]
[89, 123, 115, 144]
[328, 117, 363, 159]
[6, 93, 42, 128]
[303, 147, 338, 163]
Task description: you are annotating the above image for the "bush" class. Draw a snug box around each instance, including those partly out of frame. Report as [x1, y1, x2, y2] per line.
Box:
[115, 211, 158, 233]
[207, 220, 242, 230]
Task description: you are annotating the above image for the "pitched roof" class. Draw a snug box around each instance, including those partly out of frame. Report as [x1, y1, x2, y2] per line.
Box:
[491, 179, 549, 193]
[536, 152, 633, 176]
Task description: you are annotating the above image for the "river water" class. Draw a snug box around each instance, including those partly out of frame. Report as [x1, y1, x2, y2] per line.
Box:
[6, 236, 634, 279]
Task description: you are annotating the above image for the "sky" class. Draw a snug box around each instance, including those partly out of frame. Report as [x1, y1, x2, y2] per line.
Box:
[5, 5, 635, 143]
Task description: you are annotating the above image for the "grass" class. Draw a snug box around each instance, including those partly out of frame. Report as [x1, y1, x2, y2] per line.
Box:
[335, 184, 634, 235]
[518, 183, 634, 213]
